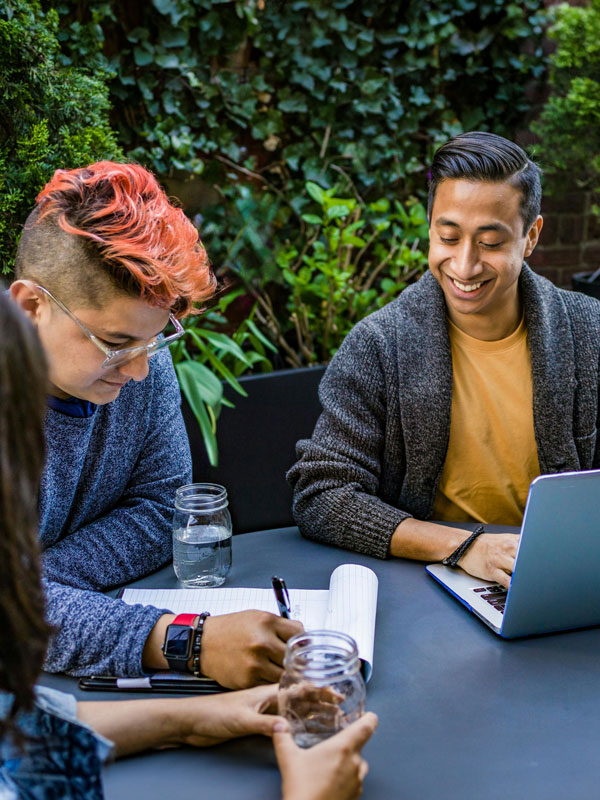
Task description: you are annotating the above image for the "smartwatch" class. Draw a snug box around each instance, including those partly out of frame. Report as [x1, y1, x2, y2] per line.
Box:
[162, 613, 199, 672]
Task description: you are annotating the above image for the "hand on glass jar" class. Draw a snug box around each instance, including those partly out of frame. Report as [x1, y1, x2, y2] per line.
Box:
[273, 711, 378, 800]
[278, 630, 366, 748]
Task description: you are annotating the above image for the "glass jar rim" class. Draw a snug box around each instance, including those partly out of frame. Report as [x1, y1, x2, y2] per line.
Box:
[283, 629, 361, 680]
[174, 482, 228, 511]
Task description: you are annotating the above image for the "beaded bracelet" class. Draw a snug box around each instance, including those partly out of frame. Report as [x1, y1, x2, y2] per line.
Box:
[191, 612, 211, 677]
[442, 525, 485, 568]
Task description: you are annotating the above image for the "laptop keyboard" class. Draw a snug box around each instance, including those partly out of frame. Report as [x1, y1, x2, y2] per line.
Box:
[472, 585, 507, 614]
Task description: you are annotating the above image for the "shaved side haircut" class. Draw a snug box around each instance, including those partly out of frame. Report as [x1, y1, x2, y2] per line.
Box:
[15, 161, 216, 316]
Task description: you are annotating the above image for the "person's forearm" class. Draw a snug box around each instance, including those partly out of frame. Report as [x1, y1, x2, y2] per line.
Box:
[142, 613, 176, 669]
[43, 582, 166, 676]
[78, 699, 183, 757]
[389, 517, 469, 561]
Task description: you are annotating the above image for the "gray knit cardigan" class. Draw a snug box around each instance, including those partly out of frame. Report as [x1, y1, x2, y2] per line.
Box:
[287, 265, 600, 559]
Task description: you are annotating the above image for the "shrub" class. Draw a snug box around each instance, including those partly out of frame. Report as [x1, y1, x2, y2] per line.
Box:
[532, 0, 600, 204]
[243, 182, 430, 367]
[0, 0, 121, 273]
[52, 0, 548, 282]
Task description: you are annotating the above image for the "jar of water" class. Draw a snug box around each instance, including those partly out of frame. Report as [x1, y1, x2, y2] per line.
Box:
[172, 483, 232, 587]
[278, 630, 366, 748]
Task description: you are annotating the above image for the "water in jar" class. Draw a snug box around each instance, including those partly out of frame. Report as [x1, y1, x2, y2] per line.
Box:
[173, 524, 232, 587]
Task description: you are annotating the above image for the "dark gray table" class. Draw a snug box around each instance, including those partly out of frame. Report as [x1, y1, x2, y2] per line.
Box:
[43, 526, 600, 800]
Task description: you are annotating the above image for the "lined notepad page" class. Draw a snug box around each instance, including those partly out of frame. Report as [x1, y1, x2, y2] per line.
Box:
[122, 564, 378, 679]
[326, 565, 378, 680]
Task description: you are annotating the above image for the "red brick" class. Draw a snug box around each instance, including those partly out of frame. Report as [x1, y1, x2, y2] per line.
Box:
[587, 213, 600, 241]
[534, 246, 580, 267]
[582, 244, 600, 266]
[542, 191, 587, 215]
[532, 266, 559, 284]
[558, 215, 584, 245]
[527, 249, 546, 268]
[562, 266, 594, 284]
[539, 214, 559, 246]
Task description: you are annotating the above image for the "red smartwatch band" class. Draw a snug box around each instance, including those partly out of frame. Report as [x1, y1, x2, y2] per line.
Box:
[172, 613, 199, 626]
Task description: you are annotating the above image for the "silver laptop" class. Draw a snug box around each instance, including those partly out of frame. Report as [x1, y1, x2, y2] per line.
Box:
[426, 469, 600, 638]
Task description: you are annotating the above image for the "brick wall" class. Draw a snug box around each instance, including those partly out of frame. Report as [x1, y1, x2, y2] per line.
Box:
[529, 191, 600, 289]
[522, 0, 599, 290]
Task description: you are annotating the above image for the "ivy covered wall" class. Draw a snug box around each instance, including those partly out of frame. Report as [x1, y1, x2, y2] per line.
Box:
[0, 0, 122, 273]
[51, 0, 548, 280]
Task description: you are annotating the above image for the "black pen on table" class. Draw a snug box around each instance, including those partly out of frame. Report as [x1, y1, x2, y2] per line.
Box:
[271, 575, 291, 619]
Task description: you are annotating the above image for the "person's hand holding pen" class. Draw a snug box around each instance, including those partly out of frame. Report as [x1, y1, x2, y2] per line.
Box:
[196, 609, 303, 688]
[143, 576, 302, 689]
[195, 573, 298, 689]
[144, 609, 303, 689]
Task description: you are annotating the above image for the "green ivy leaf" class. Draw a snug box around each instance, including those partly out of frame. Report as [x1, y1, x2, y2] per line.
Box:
[155, 53, 180, 68]
[301, 213, 323, 225]
[278, 94, 308, 113]
[306, 181, 325, 205]
[133, 46, 153, 66]
[326, 204, 351, 220]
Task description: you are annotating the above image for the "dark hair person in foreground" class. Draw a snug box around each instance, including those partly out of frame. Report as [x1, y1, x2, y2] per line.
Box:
[10, 161, 304, 686]
[0, 292, 377, 799]
[289, 131, 600, 588]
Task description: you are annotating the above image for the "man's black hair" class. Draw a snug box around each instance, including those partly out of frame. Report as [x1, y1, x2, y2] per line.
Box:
[428, 131, 542, 234]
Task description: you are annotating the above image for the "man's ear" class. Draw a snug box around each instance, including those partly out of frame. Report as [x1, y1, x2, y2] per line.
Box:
[524, 215, 543, 258]
[9, 280, 47, 325]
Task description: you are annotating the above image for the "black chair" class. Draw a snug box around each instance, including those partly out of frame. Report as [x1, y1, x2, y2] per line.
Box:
[182, 366, 326, 533]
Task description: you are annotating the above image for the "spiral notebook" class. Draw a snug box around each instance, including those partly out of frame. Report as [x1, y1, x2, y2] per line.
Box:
[121, 564, 379, 681]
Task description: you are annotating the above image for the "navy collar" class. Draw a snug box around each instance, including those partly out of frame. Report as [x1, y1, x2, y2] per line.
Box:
[47, 394, 98, 418]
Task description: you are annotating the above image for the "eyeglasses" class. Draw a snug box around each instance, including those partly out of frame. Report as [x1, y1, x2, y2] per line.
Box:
[36, 285, 185, 369]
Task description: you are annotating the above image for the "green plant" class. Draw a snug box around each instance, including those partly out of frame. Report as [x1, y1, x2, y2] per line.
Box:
[532, 0, 600, 204]
[170, 294, 276, 466]
[241, 182, 429, 368]
[0, 0, 122, 273]
[52, 0, 548, 285]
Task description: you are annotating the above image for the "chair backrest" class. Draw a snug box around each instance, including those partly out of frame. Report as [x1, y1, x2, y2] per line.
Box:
[182, 365, 326, 533]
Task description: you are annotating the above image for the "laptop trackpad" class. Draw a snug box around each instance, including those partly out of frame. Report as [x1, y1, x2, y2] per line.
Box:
[426, 563, 506, 631]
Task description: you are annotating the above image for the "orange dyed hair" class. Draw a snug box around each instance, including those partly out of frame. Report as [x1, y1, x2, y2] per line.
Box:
[35, 161, 215, 317]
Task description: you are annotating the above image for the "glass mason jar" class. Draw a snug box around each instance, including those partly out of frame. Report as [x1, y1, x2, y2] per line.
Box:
[278, 630, 366, 748]
[172, 483, 232, 587]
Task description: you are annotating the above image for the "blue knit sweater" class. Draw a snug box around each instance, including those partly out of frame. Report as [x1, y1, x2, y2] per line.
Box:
[40, 349, 192, 676]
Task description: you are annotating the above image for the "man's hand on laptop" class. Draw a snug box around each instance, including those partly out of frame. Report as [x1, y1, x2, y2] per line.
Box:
[457, 533, 519, 590]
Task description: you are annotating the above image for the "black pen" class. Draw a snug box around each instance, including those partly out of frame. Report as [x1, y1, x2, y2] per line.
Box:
[271, 575, 292, 619]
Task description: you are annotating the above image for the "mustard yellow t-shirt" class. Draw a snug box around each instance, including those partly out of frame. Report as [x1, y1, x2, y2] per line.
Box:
[432, 316, 540, 526]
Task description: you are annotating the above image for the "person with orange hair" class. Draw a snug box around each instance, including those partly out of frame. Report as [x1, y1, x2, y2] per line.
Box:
[0, 289, 378, 800]
[9, 161, 303, 685]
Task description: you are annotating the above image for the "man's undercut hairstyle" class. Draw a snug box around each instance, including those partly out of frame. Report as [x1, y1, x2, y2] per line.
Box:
[14, 161, 216, 317]
[428, 131, 542, 234]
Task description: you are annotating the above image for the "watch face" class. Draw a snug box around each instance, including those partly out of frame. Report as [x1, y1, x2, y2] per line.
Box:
[164, 625, 193, 660]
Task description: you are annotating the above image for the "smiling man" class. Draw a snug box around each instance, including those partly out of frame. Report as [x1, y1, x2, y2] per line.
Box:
[10, 162, 301, 684]
[288, 131, 600, 588]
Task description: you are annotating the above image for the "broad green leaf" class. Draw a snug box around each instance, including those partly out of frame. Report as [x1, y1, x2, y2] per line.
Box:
[176, 360, 223, 406]
[326, 204, 352, 220]
[306, 181, 325, 205]
[175, 363, 220, 466]
[194, 329, 252, 366]
[199, 346, 249, 397]
[246, 319, 278, 352]
[301, 213, 323, 225]
[133, 46, 153, 66]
